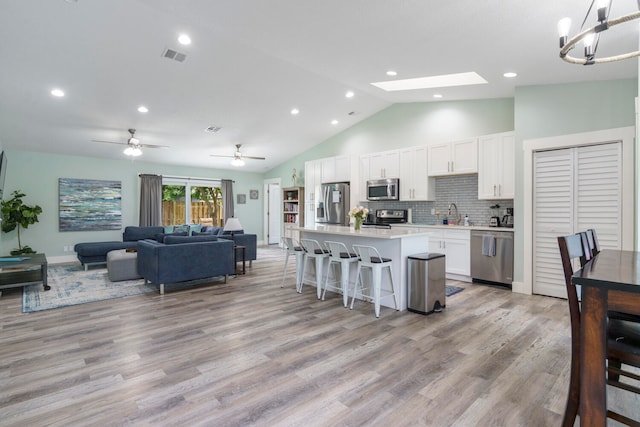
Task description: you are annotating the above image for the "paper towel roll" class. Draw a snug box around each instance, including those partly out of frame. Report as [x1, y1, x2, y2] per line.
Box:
[407, 208, 412, 223]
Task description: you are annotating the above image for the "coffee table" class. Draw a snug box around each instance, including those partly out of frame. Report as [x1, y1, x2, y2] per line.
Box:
[0, 253, 49, 294]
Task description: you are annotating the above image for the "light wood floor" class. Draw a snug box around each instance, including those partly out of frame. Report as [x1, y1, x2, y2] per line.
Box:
[0, 246, 632, 426]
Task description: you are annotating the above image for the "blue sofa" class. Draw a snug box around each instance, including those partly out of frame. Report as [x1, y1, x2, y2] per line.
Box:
[74, 226, 164, 269]
[195, 226, 257, 266]
[137, 235, 235, 294]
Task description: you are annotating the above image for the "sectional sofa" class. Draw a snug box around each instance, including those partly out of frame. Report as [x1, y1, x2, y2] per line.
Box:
[74, 226, 164, 270]
[137, 234, 235, 294]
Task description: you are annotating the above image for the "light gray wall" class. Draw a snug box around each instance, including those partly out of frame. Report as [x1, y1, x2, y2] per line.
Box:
[513, 78, 637, 283]
[2, 150, 264, 257]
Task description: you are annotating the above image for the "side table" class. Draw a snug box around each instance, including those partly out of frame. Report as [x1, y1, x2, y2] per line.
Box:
[0, 253, 49, 296]
[234, 245, 246, 275]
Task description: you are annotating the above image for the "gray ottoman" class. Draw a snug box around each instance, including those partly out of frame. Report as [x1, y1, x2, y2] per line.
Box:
[107, 249, 142, 282]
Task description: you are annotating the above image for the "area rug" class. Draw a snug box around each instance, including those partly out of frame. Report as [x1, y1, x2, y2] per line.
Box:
[445, 285, 464, 297]
[22, 264, 156, 313]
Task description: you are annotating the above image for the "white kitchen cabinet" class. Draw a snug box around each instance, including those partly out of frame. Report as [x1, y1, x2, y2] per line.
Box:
[428, 138, 478, 176]
[367, 150, 400, 179]
[425, 229, 471, 278]
[304, 159, 322, 204]
[399, 146, 434, 201]
[321, 155, 351, 183]
[478, 132, 515, 199]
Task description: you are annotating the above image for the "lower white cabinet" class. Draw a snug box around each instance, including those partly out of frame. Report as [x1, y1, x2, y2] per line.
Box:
[426, 229, 471, 278]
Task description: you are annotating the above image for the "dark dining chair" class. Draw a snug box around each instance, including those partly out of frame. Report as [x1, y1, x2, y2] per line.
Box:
[557, 233, 640, 427]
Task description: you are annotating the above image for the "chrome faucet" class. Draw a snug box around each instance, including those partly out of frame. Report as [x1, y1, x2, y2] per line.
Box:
[448, 202, 461, 225]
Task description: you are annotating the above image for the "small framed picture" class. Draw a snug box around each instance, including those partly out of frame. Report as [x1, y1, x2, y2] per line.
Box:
[237, 194, 246, 204]
[250, 189, 259, 199]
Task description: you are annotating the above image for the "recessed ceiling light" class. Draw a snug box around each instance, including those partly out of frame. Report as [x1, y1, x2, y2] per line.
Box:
[50, 88, 65, 97]
[178, 34, 191, 45]
[386, 70, 397, 76]
[433, 94, 443, 99]
[503, 72, 518, 78]
[345, 91, 355, 98]
[291, 108, 300, 115]
[331, 119, 339, 125]
[137, 106, 149, 113]
[371, 71, 488, 92]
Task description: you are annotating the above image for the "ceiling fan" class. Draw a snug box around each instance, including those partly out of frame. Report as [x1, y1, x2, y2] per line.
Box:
[92, 128, 169, 157]
[210, 144, 266, 166]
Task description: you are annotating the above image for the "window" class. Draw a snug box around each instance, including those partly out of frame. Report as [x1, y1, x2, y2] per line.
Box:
[162, 177, 223, 226]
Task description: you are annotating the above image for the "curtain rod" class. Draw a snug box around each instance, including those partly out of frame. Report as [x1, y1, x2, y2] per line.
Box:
[139, 174, 234, 183]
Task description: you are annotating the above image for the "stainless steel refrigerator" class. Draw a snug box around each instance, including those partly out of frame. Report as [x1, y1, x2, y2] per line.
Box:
[317, 182, 350, 225]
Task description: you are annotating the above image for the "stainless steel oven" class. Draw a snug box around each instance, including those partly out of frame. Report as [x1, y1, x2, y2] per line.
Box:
[366, 178, 399, 201]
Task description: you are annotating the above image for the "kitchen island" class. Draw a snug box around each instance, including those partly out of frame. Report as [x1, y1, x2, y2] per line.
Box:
[297, 224, 431, 311]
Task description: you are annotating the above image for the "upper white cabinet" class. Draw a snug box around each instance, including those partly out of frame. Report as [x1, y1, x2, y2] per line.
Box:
[304, 159, 322, 203]
[321, 155, 350, 183]
[428, 138, 478, 176]
[477, 132, 515, 199]
[365, 150, 400, 180]
[399, 146, 434, 201]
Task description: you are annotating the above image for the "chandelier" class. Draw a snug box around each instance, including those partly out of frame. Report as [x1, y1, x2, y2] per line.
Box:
[558, 0, 640, 65]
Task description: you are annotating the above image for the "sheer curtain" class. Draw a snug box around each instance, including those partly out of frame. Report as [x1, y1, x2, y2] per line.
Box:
[221, 179, 234, 224]
[139, 174, 163, 226]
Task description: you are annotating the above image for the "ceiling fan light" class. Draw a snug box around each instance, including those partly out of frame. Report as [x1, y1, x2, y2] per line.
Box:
[231, 158, 245, 167]
[131, 147, 142, 157]
[123, 147, 133, 156]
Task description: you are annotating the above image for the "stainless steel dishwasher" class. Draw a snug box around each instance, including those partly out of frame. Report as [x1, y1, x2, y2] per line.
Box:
[470, 230, 513, 286]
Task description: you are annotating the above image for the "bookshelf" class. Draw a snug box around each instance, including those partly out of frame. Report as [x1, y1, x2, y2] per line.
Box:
[282, 186, 304, 240]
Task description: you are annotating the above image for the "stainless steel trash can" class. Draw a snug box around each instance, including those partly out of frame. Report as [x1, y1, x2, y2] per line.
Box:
[407, 252, 446, 315]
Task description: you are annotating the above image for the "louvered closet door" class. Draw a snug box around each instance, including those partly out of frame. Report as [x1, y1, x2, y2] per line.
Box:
[533, 142, 622, 298]
[533, 148, 574, 298]
[574, 143, 622, 250]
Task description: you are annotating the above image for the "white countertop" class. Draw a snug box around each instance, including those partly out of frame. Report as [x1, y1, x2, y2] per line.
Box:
[393, 223, 515, 233]
[297, 224, 432, 239]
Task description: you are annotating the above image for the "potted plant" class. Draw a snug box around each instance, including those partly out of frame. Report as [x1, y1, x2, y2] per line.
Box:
[1, 190, 42, 255]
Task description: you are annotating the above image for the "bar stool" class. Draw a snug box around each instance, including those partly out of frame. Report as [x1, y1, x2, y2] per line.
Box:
[280, 237, 305, 292]
[322, 241, 359, 307]
[350, 244, 399, 318]
[299, 238, 331, 299]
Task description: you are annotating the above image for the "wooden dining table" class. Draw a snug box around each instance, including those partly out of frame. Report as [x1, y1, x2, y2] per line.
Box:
[572, 249, 640, 427]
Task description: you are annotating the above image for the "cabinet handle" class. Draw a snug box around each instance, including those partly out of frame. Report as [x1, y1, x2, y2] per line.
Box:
[493, 185, 496, 196]
[499, 184, 501, 196]
[450, 161, 453, 172]
[443, 241, 446, 249]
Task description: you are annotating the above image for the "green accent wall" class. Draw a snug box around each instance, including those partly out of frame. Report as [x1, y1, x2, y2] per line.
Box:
[513, 78, 637, 282]
[266, 98, 515, 185]
[2, 150, 264, 257]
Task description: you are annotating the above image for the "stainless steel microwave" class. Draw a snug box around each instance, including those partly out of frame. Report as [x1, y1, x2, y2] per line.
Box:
[366, 178, 399, 201]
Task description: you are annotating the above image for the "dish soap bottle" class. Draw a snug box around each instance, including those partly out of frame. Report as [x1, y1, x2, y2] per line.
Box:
[464, 214, 470, 227]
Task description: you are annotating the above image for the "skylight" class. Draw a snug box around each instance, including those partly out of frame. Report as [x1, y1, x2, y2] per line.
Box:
[371, 71, 488, 92]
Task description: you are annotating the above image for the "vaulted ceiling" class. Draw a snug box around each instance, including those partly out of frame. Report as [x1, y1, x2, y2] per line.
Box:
[0, 0, 637, 172]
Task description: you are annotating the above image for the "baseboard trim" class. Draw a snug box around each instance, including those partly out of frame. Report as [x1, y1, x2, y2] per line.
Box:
[47, 255, 79, 265]
[511, 281, 530, 295]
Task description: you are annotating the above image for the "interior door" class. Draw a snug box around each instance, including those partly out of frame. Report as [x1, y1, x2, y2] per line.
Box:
[267, 182, 281, 244]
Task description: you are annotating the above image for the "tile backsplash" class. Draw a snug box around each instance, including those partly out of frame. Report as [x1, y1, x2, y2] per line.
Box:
[364, 175, 513, 227]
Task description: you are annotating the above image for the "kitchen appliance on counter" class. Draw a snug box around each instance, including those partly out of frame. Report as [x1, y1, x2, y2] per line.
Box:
[363, 209, 408, 228]
[470, 230, 513, 287]
[317, 182, 350, 226]
[366, 178, 399, 201]
[502, 208, 514, 228]
[489, 204, 501, 227]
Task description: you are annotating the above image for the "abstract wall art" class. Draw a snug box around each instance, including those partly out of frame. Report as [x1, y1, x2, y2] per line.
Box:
[59, 178, 122, 231]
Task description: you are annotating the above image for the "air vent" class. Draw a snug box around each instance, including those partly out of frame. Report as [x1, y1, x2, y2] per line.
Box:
[162, 48, 187, 63]
[205, 126, 222, 133]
